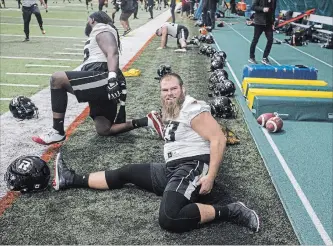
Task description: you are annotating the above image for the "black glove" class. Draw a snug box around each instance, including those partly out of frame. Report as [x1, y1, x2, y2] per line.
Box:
[106, 77, 121, 100]
[117, 79, 127, 91]
[117, 79, 127, 103]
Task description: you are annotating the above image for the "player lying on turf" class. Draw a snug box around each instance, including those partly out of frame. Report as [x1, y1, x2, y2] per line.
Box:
[155, 22, 189, 52]
[32, 11, 164, 145]
[53, 73, 260, 233]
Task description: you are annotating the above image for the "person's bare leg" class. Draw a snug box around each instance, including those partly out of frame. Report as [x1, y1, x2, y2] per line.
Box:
[93, 116, 136, 136]
[88, 171, 109, 189]
[196, 203, 215, 223]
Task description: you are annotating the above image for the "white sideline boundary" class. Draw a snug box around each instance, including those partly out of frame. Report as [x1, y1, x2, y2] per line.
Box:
[0, 10, 172, 199]
[0, 16, 86, 22]
[1, 23, 83, 28]
[7, 73, 52, 76]
[0, 34, 86, 40]
[1, 56, 82, 61]
[213, 34, 332, 246]
[25, 64, 71, 68]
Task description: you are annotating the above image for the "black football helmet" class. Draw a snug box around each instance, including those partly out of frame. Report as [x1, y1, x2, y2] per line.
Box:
[209, 72, 219, 85]
[188, 37, 200, 46]
[216, 50, 227, 60]
[215, 69, 229, 80]
[9, 96, 38, 120]
[157, 64, 172, 78]
[205, 34, 215, 44]
[212, 50, 227, 61]
[210, 96, 236, 118]
[223, 79, 236, 96]
[4, 155, 50, 193]
[206, 46, 214, 57]
[213, 81, 227, 96]
[199, 45, 209, 55]
[198, 35, 206, 43]
[209, 47, 217, 57]
[211, 56, 225, 70]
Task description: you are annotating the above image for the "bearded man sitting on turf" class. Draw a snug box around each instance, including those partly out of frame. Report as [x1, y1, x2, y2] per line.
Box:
[155, 22, 189, 52]
[32, 11, 163, 145]
[53, 73, 260, 233]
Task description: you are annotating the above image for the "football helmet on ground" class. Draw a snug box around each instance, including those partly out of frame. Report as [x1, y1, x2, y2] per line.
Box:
[210, 96, 236, 118]
[4, 155, 50, 193]
[9, 96, 38, 120]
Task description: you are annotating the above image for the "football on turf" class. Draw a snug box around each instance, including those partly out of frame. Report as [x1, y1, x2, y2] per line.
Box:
[265, 116, 283, 133]
[257, 113, 275, 126]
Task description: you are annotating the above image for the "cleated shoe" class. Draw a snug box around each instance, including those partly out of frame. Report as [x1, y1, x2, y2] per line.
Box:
[32, 129, 66, 145]
[227, 202, 260, 232]
[53, 152, 75, 190]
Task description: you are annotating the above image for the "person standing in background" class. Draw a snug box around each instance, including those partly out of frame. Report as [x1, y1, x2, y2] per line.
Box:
[147, 0, 154, 19]
[170, 0, 176, 23]
[0, 0, 7, 8]
[119, 0, 137, 35]
[133, 0, 139, 19]
[22, 0, 46, 41]
[44, 0, 48, 12]
[248, 0, 276, 65]
[230, 0, 236, 14]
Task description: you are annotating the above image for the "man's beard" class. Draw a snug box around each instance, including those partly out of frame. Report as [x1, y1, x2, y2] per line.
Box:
[161, 93, 185, 121]
[85, 23, 92, 37]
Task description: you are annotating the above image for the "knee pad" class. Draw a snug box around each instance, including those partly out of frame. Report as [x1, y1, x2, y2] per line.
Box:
[105, 168, 125, 189]
[104, 165, 134, 189]
[158, 191, 200, 232]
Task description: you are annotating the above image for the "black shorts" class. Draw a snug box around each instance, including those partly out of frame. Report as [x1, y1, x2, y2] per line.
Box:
[182, 3, 190, 12]
[176, 27, 189, 46]
[151, 159, 209, 202]
[120, 11, 133, 21]
[65, 69, 125, 122]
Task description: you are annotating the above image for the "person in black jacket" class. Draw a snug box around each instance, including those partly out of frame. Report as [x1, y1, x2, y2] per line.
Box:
[248, 0, 276, 65]
[202, 0, 217, 29]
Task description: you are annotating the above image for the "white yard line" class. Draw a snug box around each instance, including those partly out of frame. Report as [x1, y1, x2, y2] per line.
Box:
[74, 44, 85, 47]
[0, 34, 86, 40]
[1, 56, 82, 61]
[0, 23, 82, 28]
[0, 83, 40, 87]
[25, 64, 71, 68]
[64, 48, 82, 51]
[53, 52, 82, 55]
[6, 72, 52, 76]
[0, 98, 12, 101]
[0, 16, 86, 22]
